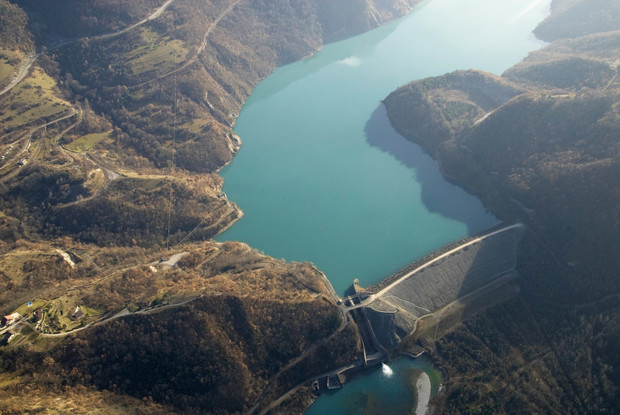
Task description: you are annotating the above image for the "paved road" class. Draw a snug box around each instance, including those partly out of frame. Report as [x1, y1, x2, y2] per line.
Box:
[39, 293, 200, 338]
[0, 0, 177, 97]
[90, 0, 177, 42]
[134, 0, 244, 87]
[342, 223, 525, 311]
[0, 52, 39, 97]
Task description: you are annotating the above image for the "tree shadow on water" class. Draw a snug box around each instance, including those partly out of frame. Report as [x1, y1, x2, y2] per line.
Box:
[364, 104, 497, 235]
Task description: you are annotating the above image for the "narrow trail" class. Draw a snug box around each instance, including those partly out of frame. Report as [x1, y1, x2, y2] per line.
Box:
[603, 71, 618, 92]
[51, 109, 122, 207]
[0, 108, 78, 182]
[175, 202, 237, 247]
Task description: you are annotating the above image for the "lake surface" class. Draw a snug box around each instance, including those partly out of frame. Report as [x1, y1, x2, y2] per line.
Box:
[216, 0, 550, 297]
[217, 0, 550, 412]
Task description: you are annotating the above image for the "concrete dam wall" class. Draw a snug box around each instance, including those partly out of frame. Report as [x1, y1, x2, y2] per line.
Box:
[364, 224, 524, 350]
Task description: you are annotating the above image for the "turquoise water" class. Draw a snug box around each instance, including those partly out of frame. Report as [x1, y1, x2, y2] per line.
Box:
[305, 357, 442, 415]
[216, 0, 550, 412]
[216, 0, 550, 296]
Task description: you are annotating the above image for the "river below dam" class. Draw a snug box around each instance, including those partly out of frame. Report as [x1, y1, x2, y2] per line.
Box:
[216, 0, 550, 412]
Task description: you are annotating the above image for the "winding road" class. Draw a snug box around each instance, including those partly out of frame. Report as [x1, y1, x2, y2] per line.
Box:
[39, 294, 201, 338]
[0, 0, 179, 97]
[134, 0, 244, 87]
[90, 0, 177, 42]
[0, 52, 39, 97]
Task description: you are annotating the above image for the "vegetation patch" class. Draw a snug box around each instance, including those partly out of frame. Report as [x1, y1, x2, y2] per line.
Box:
[40, 297, 87, 334]
[0, 47, 21, 85]
[0, 67, 72, 135]
[126, 29, 189, 76]
[0, 249, 44, 287]
[63, 131, 111, 153]
[181, 118, 209, 133]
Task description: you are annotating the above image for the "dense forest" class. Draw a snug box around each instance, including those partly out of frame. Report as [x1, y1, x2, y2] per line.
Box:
[385, 0, 620, 412]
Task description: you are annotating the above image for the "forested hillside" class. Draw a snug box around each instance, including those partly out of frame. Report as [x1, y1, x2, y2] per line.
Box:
[0, 0, 418, 413]
[385, 0, 620, 412]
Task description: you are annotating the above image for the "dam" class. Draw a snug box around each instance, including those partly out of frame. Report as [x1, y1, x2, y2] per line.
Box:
[343, 223, 525, 359]
[213, 0, 551, 412]
[302, 223, 525, 415]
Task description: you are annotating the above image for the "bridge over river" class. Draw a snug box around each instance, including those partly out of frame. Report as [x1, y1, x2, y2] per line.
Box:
[341, 223, 525, 359]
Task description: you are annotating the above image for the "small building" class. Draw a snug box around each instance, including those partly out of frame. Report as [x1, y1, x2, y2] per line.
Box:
[0, 332, 16, 345]
[312, 380, 320, 393]
[326, 374, 342, 390]
[33, 309, 44, 322]
[71, 306, 84, 321]
[1, 313, 21, 327]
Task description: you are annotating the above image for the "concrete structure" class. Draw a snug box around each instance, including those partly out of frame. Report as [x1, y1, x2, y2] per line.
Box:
[342, 223, 525, 352]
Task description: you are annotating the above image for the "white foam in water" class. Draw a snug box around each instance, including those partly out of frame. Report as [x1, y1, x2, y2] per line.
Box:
[382, 363, 393, 377]
[338, 56, 362, 66]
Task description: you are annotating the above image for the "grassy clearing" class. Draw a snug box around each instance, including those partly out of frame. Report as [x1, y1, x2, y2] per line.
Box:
[0, 58, 14, 85]
[0, 250, 42, 286]
[0, 67, 72, 135]
[80, 305, 103, 317]
[63, 130, 111, 152]
[14, 299, 47, 316]
[126, 28, 189, 76]
[42, 297, 85, 333]
[0, 47, 22, 85]
[181, 118, 208, 133]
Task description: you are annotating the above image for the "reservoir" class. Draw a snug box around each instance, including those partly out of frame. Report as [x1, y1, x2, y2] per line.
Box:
[217, 0, 550, 412]
[216, 0, 549, 297]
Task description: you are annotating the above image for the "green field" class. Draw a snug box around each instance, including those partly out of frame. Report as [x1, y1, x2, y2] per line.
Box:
[14, 299, 47, 316]
[181, 118, 208, 133]
[64, 131, 111, 152]
[126, 28, 189, 76]
[0, 67, 72, 135]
